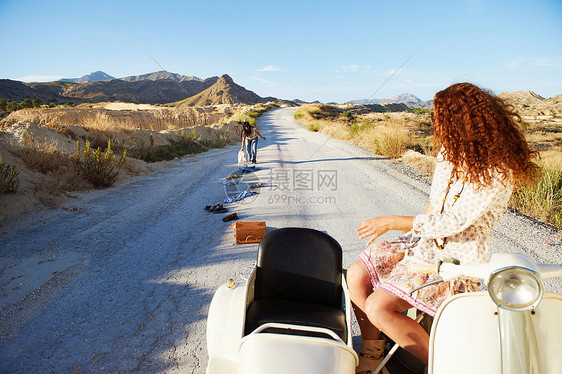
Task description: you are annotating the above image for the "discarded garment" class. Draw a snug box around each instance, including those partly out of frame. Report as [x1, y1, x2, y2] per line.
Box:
[239, 165, 256, 173]
[224, 189, 256, 204]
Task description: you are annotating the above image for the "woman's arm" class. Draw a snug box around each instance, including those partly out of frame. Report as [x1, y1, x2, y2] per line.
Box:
[357, 216, 414, 245]
[256, 129, 266, 140]
[357, 203, 434, 245]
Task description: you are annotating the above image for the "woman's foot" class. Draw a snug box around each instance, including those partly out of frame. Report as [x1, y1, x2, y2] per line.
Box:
[356, 339, 385, 374]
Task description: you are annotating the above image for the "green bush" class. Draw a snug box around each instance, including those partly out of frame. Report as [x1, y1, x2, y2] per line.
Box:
[308, 122, 320, 132]
[339, 111, 354, 121]
[73, 140, 126, 188]
[0, 156, 19, 193]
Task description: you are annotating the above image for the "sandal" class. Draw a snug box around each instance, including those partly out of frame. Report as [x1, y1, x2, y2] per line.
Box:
[206, 204, 227, 213]
[222, 212, 238, 222]
[356, 339, 385, 374]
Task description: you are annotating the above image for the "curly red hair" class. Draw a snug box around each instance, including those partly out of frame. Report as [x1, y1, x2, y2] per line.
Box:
[432, 82, 538, 186]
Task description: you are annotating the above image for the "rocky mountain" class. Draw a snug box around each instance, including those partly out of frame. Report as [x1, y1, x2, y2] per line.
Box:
[120, 71, 204, 82]
[0, 73, 223, 105]
[348, 93, 423, 105]
[0, 71, 284, 106]
[59, 71, 115, 83]
[0, 79, 73, 103]
[61, 77, 219, 104]
[498, 91, 545, 105]
[173, 74, 273, 107]
[499, 91, 562, 117]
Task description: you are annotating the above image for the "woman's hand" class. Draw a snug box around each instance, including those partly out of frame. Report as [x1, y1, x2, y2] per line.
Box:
[357, 216, 393, 245]
[357, 215, 415, 245]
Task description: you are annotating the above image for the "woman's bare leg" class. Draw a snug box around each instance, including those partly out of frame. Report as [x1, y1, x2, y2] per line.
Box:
[347, 261, 382, 340]
[365, 289, 429, 365]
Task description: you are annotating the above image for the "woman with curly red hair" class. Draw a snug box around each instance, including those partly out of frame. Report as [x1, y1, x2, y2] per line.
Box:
[347, 82, 538, 373]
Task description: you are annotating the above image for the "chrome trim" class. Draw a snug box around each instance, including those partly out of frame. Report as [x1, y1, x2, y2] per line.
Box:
[487, 266, 544, 311]
[498, 308, 541, 374]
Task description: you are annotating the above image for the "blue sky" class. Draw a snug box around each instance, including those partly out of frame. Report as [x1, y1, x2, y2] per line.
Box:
[0, 0, 561, 102]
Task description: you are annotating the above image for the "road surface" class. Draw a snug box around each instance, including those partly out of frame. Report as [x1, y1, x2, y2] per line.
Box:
[1, 107, 560, 373]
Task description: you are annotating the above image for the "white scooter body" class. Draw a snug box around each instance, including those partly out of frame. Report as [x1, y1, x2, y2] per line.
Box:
[207, 227, 562, 374]
[426, 253, 562, 374]
[206, 228, 358, 374]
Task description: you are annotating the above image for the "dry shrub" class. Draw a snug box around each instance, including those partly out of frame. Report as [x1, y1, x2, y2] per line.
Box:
[510, 165, 562, 228]
[400, 150, 437, 177]
[1, 107, 226, 132]
[370, 124, 407, 159]
[35, 171, 91, 207]
[539, 148, 562, 171]
[13, 130, 72, 174]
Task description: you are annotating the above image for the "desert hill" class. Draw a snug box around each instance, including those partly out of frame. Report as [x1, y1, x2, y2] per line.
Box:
[349, 93, 424, 105]
[0, 71, 287, 106]
[173, 74, 273, 107]
[0, 73, 224, 104]
[499, 91, 562, 117]
[59, 71, 115, 83]
[60, 77, 218, 104]
[0, 79, 74, 103]
[120, 71, 205, 82]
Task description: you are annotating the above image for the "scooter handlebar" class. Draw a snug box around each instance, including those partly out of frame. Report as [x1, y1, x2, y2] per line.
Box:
[439, 259, 562, 282]
[536, 263, 562, 279]
[439, 261, 490, 282]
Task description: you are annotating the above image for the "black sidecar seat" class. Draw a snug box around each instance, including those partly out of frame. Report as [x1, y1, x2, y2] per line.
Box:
[245, 227, 347, 342]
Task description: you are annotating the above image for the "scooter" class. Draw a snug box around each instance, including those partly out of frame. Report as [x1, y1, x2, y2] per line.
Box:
[206, 227, 358, 374]
[206, 227, 562, 374]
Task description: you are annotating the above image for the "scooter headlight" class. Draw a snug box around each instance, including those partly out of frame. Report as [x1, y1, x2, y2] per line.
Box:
[488, 266, 543, 311]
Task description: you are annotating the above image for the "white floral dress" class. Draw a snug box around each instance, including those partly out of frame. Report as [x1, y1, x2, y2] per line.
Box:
[359, 153, 514, 316]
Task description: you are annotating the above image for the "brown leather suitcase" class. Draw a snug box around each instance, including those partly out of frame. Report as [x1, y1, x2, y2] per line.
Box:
[232, 221, 267, 244]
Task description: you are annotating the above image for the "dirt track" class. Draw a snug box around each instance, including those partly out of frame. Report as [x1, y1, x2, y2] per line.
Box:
[1, 108, 560, 373]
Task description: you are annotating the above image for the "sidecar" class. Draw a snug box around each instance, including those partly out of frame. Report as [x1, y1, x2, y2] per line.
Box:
[206, 227, 359, 374]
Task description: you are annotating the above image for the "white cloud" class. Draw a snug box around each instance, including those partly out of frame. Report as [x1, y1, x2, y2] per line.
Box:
[530, 57, 562, 69]
[257, 65, 283, 72]
[340, 64, 371, 73]
[251, 76, 277, 85]
[15, 75, 64, 82]
[505, 57, 562, 70]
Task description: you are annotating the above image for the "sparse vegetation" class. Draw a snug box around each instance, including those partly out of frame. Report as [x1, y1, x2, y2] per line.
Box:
[294, 104, 428, 159]
[73, 140, 126, 188]
[0, 156, 19, 193]
[294, 103, 562, 228]
[409, 107, 432, 115]
[1, 106, 224, 132]
[510, 165, 562, 228]
[129, 132, 206, 162]
[14, 130, 71, 174]
[0, 98, 42, 112]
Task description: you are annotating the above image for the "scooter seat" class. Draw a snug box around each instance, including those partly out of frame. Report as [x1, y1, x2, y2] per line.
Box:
[245, 298, 347, 342]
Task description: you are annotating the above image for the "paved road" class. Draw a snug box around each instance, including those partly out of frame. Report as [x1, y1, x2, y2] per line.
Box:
[1, 108, 560, 373]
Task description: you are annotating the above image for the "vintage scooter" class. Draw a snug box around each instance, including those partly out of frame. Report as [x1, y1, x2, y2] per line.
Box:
[207, 227, 358, 374]
[206, 227, 562, 374]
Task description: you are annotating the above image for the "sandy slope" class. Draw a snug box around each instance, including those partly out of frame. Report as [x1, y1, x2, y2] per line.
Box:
[0, 108, 560, 373]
